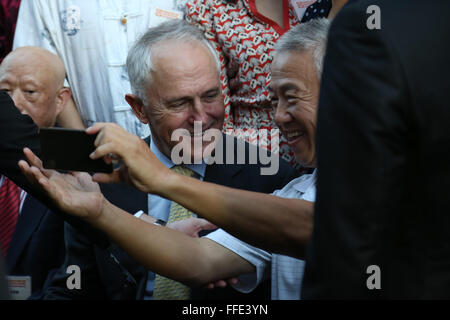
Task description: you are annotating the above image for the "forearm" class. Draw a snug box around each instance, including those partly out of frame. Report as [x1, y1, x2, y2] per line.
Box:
[160, 173, 313, 258]
[90, 198, 252, 286]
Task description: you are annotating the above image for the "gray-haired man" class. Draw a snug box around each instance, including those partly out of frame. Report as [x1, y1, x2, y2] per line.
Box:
[39, 19, 296, 300]
[21, 19, 329, 300]
[202, 18, 330, 300]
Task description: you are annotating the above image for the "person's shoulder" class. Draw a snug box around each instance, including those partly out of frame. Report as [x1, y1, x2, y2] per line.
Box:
[272, 169, 316, 198]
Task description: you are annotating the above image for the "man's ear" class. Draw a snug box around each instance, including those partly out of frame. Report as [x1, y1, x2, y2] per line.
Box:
[125, 93, 149, 124]
[55, 87, 72, 117]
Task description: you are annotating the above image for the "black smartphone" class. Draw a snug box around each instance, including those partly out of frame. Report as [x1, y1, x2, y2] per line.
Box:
[39, 127, 113, 173]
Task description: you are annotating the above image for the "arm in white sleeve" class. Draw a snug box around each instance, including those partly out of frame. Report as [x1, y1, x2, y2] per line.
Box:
[206, 229, 272, 293]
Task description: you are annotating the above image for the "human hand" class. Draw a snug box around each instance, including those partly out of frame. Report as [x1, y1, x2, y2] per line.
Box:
[204, 278, 239, 290]
[167, 218, 237, 288]
[86, 123, 171, 194]
[167, 217, 218, 238]
[167, 217, 238, 289]
[18, 148, 105, 222]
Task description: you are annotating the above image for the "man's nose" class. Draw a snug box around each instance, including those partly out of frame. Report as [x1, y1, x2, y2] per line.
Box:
[274, 102, 291, 126]
[190, 99, 209, 124]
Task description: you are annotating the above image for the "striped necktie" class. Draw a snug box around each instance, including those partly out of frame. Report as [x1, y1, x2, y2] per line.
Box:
[0, 177, 20, 258]
[153, 165, 199, 300]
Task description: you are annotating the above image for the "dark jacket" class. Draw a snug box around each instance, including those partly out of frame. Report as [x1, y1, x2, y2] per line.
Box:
[302, 0, 450, 299]
[6, 195, 65, 299]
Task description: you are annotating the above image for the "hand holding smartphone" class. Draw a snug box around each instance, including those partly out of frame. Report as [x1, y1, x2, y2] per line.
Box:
[39, 127, 113, 173]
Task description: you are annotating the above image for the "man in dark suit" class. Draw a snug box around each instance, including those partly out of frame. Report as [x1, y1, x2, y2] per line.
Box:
[0, 47, 71, 298]
[37, 20, 297, 300]
[302, 0, 450, 299]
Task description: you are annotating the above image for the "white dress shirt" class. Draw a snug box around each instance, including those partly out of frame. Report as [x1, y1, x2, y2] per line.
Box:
[206, 169, 317, 300]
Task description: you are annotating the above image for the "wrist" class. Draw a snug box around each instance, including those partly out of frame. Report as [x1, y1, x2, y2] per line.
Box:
[134, 211, 166, 226]
[86, 193, 111, 227]
[157, 168, 181, 198]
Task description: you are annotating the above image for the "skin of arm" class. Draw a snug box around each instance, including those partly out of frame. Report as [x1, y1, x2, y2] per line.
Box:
[91, 123, 313, 258]
[18, 148, 253, 287]
[159, 173, 313, 258]
[93, 200, 254, 287]
[21, 121, 312, 264]
[139, 214, 218, 239]
[88, 123, 313, 258]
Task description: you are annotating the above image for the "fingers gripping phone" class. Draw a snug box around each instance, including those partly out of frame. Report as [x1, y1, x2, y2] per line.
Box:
[39, 127, 113, 173]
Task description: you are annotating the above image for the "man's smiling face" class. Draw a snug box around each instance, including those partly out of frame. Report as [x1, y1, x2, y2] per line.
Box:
[271, 50, 320, 168]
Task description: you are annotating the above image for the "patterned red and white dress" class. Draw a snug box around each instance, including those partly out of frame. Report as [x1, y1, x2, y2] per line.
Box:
[186, 0, 330, 168]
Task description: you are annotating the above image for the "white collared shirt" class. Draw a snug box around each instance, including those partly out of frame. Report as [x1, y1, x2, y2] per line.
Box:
[206, 169, 317, 300]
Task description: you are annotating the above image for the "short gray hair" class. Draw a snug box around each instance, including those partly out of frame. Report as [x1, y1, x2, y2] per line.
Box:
[126, 19, 220, 105]
[275, 18, 330, 75]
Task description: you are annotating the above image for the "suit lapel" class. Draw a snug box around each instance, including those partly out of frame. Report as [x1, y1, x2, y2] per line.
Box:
[6, 195, 46, 271]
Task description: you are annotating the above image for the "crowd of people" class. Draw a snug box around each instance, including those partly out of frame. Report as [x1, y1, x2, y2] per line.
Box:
[1, 0, 450, 301]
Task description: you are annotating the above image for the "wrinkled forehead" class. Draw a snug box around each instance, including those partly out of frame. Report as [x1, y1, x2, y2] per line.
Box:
[1, 48, 66, 87]
[150, 42, 220, 90]
[0, 57, 58, 88]
[270, 51, 317, 91]
[152, 40, 218, 71]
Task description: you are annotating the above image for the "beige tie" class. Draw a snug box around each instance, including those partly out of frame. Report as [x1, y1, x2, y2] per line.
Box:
[153, 166, 199, 300]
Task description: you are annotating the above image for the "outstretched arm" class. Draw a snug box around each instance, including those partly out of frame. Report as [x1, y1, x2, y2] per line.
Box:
[18, 150, 254, 287]
[158, 173, 313, 258]
[89, 123, 313, 258]
[94, 200, 254, 287]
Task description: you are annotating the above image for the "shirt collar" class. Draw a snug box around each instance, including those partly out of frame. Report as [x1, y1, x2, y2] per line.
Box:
[292, 169, 317, 193]
[149, 135, 206, 178]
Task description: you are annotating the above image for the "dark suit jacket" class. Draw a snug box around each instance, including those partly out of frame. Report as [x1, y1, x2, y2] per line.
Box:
[302, 0, 450, 299]
[40, 182, 149, 300]
[42, 136, 298, 300]
[6, 195, 65, 299]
